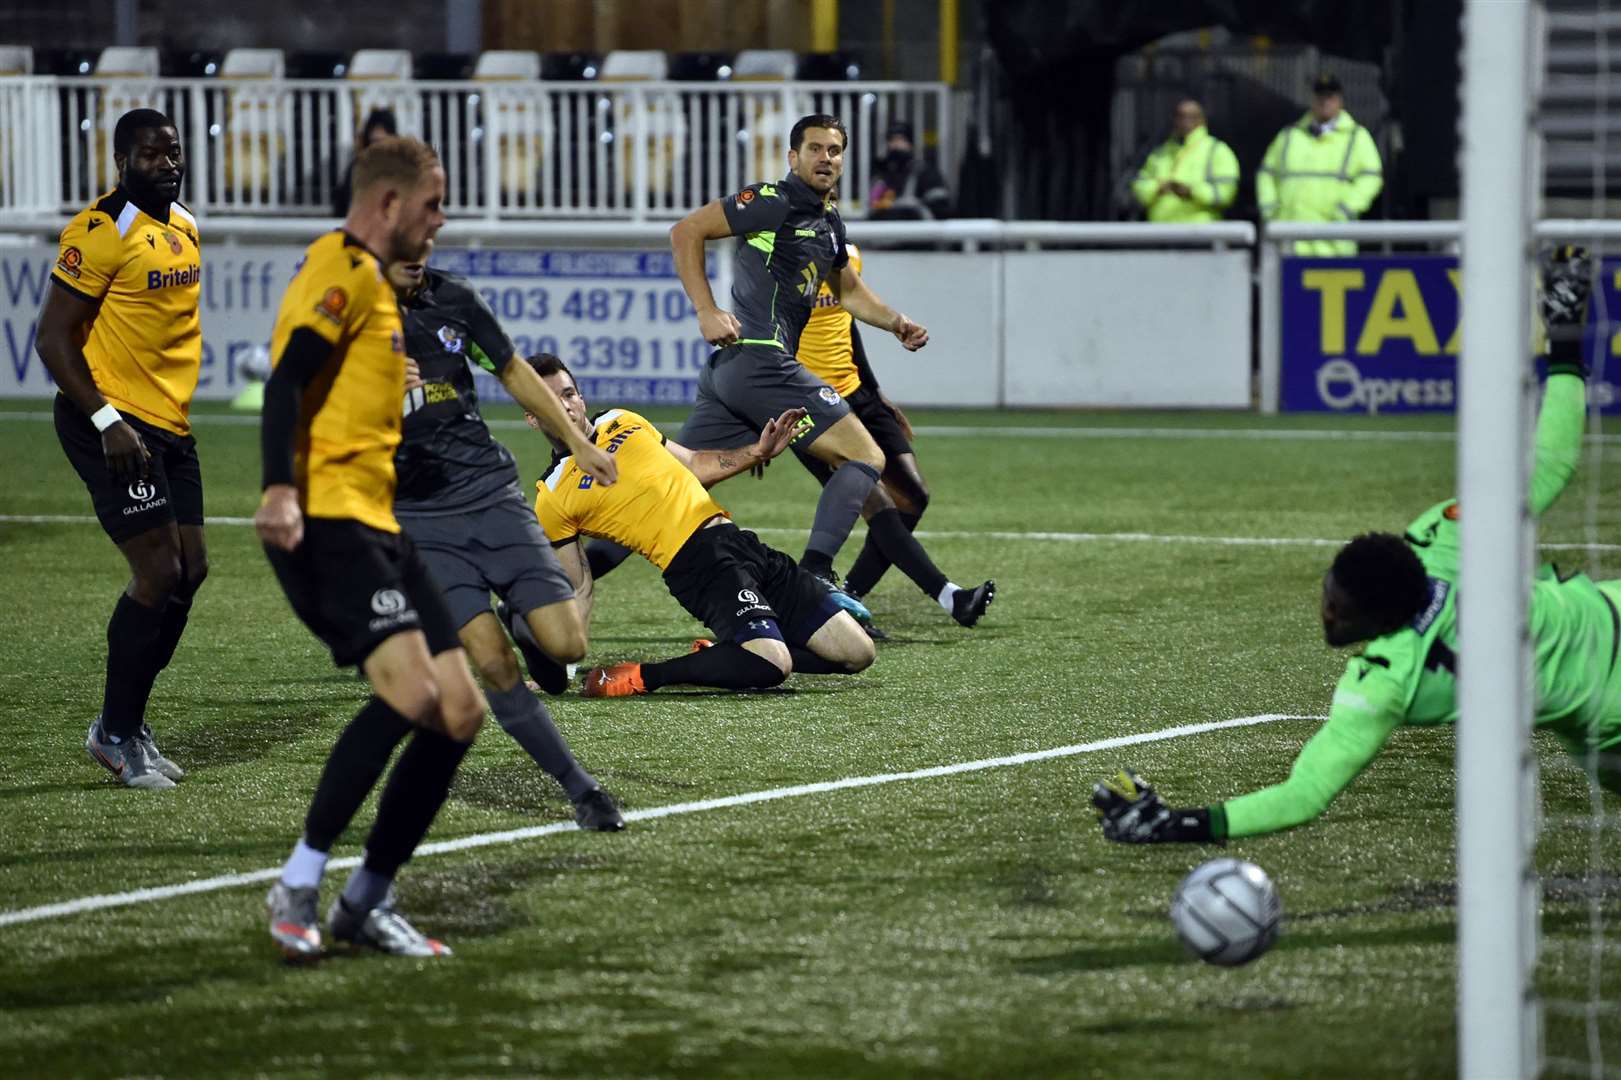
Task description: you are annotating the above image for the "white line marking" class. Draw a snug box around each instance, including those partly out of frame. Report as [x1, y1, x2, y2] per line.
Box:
[5, 514, 1620, 554]
[0, 712, 1316, 929]
[0, 411, 1471, 442]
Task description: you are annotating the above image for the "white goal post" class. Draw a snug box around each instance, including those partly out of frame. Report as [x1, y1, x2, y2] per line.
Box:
[1457, 2, 1541, 1078]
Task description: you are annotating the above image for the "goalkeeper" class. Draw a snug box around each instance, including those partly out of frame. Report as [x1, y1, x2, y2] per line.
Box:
[1095, 248, 1621, 843]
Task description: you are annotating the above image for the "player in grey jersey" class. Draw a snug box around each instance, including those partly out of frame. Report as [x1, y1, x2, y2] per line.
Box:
[388, 251, 625, 830]
[669, 113, 929, 599]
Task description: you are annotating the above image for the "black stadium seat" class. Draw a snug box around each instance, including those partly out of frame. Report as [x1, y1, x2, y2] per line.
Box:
[414, 52, 475, 80]
[797, 52, 863, 81]
[31, 47, 99, 76]
[541, 52, 601, 81]
[285, 51, 349, 79]
[160, 50, 224, 78]
[670, 52, 734, 81]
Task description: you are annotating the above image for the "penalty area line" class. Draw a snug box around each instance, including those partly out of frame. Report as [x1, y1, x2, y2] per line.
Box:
[0, 712, 1318, 930]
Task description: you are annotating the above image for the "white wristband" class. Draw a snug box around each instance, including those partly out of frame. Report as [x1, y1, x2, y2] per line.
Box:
[90, 404, 122, 432]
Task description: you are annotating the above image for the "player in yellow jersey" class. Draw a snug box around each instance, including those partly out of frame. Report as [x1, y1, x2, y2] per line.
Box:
[254, 137, 484, 961]
[795, 242, 993, 634]
[35, 109, 204, 790]
[523, 354, 875, 697]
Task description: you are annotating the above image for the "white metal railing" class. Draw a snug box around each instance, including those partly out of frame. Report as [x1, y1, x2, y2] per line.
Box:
[1257, 218, 1621, 413]
[0, 75, 950, 222]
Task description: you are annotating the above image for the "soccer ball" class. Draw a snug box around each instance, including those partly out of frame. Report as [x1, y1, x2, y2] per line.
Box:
[1169, 857, 1282, 967]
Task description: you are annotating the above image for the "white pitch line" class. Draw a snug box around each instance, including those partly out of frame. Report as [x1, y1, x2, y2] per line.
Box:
[0, 410, 1465, 442]
[0, 712, 1317, 930]
[5, 514, 1621, 554]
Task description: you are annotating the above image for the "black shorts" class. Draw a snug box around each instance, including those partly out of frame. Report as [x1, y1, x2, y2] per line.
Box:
[265, 517, 462, 668]
[54, 393, 205, 543]
[794, 382, 913, 483]
[662, 522, 841, 646]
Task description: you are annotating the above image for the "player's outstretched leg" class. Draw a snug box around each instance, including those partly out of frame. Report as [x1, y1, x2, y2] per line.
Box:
[787, 610, 876, 675]
[583, 638, 790, 697]
[462, 610, 624, 831]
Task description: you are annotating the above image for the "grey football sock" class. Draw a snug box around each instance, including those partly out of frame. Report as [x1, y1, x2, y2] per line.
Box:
[486, 681, 596, 800]
[340, 864, 393, 915]
[803, 460, 881, 562]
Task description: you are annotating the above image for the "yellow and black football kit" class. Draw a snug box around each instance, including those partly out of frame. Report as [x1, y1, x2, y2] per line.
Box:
[51, 187, 206, 542]
[795, 242, 862, 397]
[536, 410, 840, 645]
[261, 230, 457, 668]
[51, 187, 202, 434]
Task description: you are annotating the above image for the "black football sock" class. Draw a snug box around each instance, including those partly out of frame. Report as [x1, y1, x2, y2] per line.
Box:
[641, 643, 786, 690]
[101, 593, 168, 738]
[130, 591, 194, 721]
[844, 510, 921, 597]
[802, 461, 881, 568]
[303, 697, 413, 852]
[360, 728, 473, 878]
[860, 508, 948, 600]
[787, 646, 850, 675]
[486, 680, 596, 800]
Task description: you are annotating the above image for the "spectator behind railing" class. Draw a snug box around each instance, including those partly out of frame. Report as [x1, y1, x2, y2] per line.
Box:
[1130, 96, 1239, 224]
[867, 121, 951, 220]
[1258, 73, 1384, 255]
[331, 108, 398, 217]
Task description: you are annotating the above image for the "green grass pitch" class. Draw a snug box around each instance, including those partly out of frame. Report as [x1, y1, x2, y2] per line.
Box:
[0, 401, 1616, 1078]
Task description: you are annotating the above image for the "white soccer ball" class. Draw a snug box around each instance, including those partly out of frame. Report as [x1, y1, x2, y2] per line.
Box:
[1169, 857, 1282, 967]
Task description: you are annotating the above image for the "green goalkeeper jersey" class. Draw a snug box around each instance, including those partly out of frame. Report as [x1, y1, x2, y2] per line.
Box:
[1218, 373, 1621, 839]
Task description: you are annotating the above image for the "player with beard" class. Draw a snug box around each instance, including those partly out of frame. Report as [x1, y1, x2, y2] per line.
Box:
[257, 137, 479, 960]
[668, 114, 929, 613]
[386, 249, 623, 829]
[36, 108, 204, 790]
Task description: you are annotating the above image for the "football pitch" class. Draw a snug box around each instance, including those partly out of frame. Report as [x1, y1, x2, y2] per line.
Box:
[1, 401, 1618, 1078]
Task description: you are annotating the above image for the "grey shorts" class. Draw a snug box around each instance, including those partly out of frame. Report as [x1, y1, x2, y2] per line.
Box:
[398, 486, 576, 631]
[676, 342, 852, 450]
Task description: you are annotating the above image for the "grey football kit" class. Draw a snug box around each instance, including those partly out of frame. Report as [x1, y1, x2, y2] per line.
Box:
[395, 269, 574, 631]
[393, 269, 615, 823]
[678, 172, 880, 575]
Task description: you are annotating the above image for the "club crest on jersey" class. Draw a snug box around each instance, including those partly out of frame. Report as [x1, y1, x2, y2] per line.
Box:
[57, 246, 83, 279]
[818, 385, 840, 406]
[162, 230, 183, 255]
[316, 286, 347, 325]
[436, 325, 464, 354]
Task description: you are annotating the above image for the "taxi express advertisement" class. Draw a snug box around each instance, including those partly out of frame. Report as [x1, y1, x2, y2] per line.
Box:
[1280, 253, 1621, 413]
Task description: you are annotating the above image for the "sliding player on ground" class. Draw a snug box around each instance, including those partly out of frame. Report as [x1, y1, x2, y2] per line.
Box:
[257, 137, 478, 960]
[35, 108, 204, 790]
[525, 355, 874, 697]
[1094, 248, 1621, 843]
[668, 114, 928, 611]
[794, 242, 994, 634]
[388, 250, 623, 829]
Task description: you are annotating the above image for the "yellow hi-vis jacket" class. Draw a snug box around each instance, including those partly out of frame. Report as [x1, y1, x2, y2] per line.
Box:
[1258, 109, 1384, 255]
[1130, 125, 1240, 224]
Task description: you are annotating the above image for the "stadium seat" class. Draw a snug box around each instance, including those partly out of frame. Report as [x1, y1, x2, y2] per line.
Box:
[95, 46, 160, 79]
[0, 46, 35, 75]
[474, 50, 541, 81]
[732, 49, 796, 81]
[475, 51, 546, 206]
[601, 51, 683, 203]
[32, 48, 97, 75]
[347, 49, 418, 139]
[90, 47, 166, 193]
[220, 49, 287, 203]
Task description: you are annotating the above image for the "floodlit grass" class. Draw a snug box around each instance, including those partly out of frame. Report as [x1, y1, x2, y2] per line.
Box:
[0, 401, 1617, 1078]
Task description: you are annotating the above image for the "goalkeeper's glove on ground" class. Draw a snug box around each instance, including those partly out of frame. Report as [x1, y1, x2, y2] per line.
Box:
[1092, 768, 1216, 844]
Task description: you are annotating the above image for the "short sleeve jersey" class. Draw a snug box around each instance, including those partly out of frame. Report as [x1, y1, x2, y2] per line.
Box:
[51, 188, 202, 434]
[267, 230, 407, 534]
[722, 172, 850, 357]
[796, 243, 863, 397]
[394, 268, 521, 515]
[534, 410, 726, 571]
